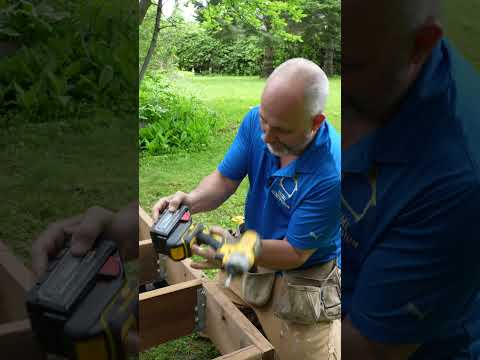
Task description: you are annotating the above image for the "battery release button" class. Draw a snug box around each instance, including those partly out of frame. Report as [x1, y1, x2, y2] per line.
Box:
[181, 211, 191, 221]
[98, 256, 121, 277]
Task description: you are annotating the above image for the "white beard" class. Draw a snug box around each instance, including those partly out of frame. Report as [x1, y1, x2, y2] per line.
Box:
[262, 133, 313, 157]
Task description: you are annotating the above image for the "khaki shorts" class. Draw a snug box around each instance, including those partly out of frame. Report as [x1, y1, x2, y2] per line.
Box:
[217, 260, 341, 360]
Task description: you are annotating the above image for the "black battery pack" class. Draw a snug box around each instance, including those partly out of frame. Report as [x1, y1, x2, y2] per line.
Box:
[26, 239, 132, 359]
[150, 205, 193, 261]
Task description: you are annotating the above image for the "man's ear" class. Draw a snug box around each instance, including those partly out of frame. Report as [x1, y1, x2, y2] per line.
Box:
[411, 17, 443, 65]
[312, 114, 325, 132]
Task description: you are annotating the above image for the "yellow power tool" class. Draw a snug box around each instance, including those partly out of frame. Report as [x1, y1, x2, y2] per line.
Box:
[150, 206, 262, 286]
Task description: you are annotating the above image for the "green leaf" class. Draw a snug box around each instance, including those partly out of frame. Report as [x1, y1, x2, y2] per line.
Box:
[99, 65, 114, 90]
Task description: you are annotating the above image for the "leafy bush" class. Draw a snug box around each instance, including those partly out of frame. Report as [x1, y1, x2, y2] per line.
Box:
[139, 74, 217, 155]
[175, 25, 262, 76]
[0, 0, 137, 126]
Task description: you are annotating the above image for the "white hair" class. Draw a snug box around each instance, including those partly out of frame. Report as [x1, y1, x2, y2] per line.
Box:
[268, 58, 329, 119]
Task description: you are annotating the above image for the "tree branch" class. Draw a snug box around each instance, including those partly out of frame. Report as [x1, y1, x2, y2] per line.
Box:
[139, 1, 163, 83]
[139, 0, 152, 25]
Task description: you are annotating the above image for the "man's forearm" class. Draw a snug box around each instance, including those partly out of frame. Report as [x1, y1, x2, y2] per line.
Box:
[187, 170, 240, 214]
[256, 239, 315, 270]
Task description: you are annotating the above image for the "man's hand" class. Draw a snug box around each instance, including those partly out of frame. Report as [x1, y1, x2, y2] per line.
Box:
[152, 191, 191, 220]
[190, 226, 231, 270]
[31, 203, 138, 277]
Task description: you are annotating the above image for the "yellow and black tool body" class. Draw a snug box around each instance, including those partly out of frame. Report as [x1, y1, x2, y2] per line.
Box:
[151, 206, 262, 286]
[217, 230, 262, 287]
[26, 240, 137, 360]
[150, 206, 223, 261]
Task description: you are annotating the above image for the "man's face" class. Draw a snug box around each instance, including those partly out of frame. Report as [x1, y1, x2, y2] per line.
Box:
[259, 82, 314, 157]
[342, 0, 415, 123]
[259, 111, 312, 157]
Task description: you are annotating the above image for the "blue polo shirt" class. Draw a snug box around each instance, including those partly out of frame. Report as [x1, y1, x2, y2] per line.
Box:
[218, 106, 341, 269]
[342, 39, 480, 358]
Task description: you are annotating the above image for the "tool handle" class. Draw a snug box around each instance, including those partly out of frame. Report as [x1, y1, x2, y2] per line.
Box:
[196, 231, 222, 250]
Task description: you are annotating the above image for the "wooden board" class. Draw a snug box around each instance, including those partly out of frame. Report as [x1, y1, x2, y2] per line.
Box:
[203, 281, 274, 360]
[139, 239, 159, 285]
[139, 205, 152, 241]
[212, 345, 262, 360]
[0, 240, 35, 323]
[0, 241, 43, 359]
[0, 319, 42, 358]
[139, 279, 202, 351]
[138, 207, 275, 359]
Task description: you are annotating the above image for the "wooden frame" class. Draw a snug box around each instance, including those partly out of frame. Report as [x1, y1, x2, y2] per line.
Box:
[139, 206, 275, 359]
[0, 240, 42, 358]
[0, 206, 275, 359]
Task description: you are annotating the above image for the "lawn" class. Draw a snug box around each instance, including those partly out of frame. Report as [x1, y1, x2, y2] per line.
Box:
[139, 73, 341, 359]
[140, 73, 341, 233]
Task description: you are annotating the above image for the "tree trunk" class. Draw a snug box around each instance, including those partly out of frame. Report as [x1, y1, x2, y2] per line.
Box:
[262, 17, 275, 78]
[323, 37, 335, 76]
[139, 0, 152, 25]
[139, 2, 163, 84]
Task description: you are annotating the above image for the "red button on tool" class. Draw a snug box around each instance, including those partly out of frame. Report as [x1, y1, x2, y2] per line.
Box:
[99, 256, 121, 277]
[181, 211, 191, 221]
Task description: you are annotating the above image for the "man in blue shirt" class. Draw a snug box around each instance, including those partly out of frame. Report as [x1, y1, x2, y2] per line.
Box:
[342, 0, 480, 358]
[153, 58, 341, 359]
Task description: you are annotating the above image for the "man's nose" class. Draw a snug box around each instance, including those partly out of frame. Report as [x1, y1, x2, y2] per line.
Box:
[263, 126, 277, 143]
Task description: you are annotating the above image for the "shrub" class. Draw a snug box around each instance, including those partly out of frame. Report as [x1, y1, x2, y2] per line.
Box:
[0, 0, 137, 126]
[139, 74, 217, 155]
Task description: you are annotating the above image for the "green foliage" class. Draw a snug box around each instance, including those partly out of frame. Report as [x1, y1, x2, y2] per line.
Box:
[140, 1, 340, 77]
[0, 0, 137, 126]
[200, 0, 306, 43]
[139, 73, 217, 155]
[175, 24, 262, 75]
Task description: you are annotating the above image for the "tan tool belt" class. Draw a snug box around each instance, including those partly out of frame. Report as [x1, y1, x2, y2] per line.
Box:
[274, 259, 341, 325]
[241, 268, 277, 307]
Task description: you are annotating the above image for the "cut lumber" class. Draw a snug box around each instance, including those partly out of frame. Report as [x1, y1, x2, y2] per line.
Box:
[0, 240, 34, 323]
[0, 241, 43, 359]
[0, 319, 42, 359]
[138, 206, 275, 359]
[139, 239, 159, 284]
[213, 345, 262, 360]
[139, 279, 202, 351]
[203, 281, 275, 359]
[139, 205, 152, 241]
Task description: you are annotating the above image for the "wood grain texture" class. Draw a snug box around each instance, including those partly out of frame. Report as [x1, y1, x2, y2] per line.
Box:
[212, 345, 262, 360]
[203, 281, 275, 359]
[138, 207, 274, 358]
[0, 240, 34, 322]
[139, 279, 202, 351]
[0, 320, 43, 359]
[139, 205, 153, 241]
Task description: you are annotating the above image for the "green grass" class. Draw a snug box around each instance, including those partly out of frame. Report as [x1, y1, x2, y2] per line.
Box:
[140, 73, 341, 234]
[442, 1, 480, 69]
[0, 117, 137, 267]
[139, 73, 341, 359]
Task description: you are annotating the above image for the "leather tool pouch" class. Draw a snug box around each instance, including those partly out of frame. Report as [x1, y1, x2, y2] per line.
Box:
[274, 261, 341, 324]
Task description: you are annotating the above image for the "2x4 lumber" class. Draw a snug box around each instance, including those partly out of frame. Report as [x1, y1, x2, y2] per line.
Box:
[0, 241, 43, 358]
[139, 239, 159, 284]
[139, 238, 205, 285]
[0, 320, 43, 359]
[139, 278, 203, 351]
[203, 281, 275, 359]
[139, 205, 152, 240]
[138, 207, 274, 358]
[0, 240, 34, 322]
[213, 345, 262, 360]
